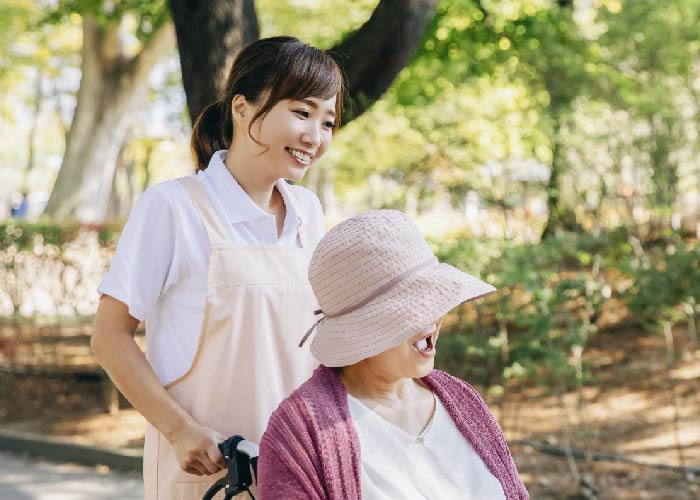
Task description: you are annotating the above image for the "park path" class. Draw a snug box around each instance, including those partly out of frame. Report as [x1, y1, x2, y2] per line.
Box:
[0, 452, 143, 500]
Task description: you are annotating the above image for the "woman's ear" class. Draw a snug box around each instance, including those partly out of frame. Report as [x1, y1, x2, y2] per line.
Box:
[231, 95, 248, 126]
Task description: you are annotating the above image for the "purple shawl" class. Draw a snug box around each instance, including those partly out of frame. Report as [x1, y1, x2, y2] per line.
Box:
[258, 365, 528, 499]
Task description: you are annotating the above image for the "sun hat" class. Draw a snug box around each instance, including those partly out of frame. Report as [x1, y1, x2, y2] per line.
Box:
[299, 209, 496, 367]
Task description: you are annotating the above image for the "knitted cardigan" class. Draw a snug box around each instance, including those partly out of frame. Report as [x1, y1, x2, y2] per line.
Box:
[258, 365, 528, 499]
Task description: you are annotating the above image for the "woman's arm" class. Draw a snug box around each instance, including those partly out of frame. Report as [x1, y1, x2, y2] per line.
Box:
[92, 295, 225, 475]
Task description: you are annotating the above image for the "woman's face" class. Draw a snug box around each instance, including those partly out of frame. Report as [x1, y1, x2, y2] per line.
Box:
[236, 95, 337, 182]
[356, 319, 443, 380]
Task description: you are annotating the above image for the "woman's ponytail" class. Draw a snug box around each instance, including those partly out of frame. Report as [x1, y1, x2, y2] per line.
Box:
[190, 100, 233, 171]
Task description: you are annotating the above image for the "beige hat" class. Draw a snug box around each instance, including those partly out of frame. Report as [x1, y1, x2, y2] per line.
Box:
[300, 210, 496, 367]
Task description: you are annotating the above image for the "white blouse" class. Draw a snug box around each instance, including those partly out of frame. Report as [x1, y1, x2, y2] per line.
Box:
[347, 393, 506, 500]
[97, 150, 325, 385]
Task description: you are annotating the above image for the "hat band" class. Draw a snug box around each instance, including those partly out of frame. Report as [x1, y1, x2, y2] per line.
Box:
[298, 256, 438, 347]
[325, 256, 438, 319]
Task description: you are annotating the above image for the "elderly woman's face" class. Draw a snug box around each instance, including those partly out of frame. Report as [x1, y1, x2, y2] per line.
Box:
[360, 319, 443, 380]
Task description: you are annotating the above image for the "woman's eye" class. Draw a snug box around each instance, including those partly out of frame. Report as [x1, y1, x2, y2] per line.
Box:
[323, 121, 336, 129]
[294, 109, 310, 118]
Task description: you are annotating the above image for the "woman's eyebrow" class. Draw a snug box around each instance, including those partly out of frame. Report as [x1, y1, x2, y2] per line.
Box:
[298, 98, 336, 117]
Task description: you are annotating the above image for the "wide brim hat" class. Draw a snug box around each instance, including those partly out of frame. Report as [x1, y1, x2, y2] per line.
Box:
[303, 210, 496, 367]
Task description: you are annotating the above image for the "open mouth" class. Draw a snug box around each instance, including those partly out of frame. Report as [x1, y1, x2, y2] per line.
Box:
[412, 333, 436, 357]
[285, 147, 312, 166]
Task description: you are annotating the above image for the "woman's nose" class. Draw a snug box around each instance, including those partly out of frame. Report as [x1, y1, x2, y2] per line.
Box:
[301, 122, 321, 148]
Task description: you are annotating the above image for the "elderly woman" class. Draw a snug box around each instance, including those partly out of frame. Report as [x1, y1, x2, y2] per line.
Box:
[258, 210, 528, 499]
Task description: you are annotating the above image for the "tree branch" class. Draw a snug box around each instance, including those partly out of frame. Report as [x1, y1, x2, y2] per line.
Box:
[99, 21, 123, 66]
[330, 0, 439, 124]
[80, 16, 104, 76]
[123, 23, 176, 89]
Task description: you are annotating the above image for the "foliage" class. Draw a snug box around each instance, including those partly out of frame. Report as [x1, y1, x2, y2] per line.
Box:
[0, 221, 119, 320]
[623, 241, 700, 330]
[435, 231, 613, 389]
[256, 0, 380, 47]
[326, 0, 700, 232]
[0, 1, 80, 103]
[0, 220, 119, 250]
[42, 0, 170, 41]
[0, 1, 37, 82]
[434, 225, 700, 393]
[596, 0, 700, 208]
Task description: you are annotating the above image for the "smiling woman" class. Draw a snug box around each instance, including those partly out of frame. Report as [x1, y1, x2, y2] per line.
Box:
[191, 36, 343, 173]
[227, 94, 337, 185]
[91, 36, 345, 500]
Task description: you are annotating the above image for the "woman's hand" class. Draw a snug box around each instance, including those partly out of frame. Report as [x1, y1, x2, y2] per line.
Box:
[169, 421, 226, 475]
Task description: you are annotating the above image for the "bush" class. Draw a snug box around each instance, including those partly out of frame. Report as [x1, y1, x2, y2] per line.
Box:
[623, 240, 700, 331]
[432, 232, 608, 390]
[0, 221, 121, 320]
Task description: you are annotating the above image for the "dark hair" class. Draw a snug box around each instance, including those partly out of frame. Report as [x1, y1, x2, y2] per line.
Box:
[191, 36, 345, 171]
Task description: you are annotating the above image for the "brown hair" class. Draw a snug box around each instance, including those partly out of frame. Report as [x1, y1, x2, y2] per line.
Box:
[191, 36, 345, 171]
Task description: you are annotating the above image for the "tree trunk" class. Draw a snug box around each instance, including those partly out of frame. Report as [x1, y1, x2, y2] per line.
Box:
[106, 137, 138, 222]
[44, 17, 174, 222]
[541, 120, 563, 239]
[330, 0, 439, 123]
[23, 68, 43, 192]
[169, 0, 259, 125]
[648, 115, 677, 209]
[538, 2, 580, 240]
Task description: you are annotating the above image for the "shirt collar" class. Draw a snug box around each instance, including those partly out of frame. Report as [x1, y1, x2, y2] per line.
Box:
[203, 150, 304, 227]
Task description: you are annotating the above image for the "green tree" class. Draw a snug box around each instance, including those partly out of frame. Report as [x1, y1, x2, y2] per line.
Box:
[0, 1, 81, 193]
[44, 0, 174, 222]
[599, 0, 700, 210]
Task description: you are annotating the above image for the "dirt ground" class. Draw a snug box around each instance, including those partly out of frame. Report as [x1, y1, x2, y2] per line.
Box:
[502, 326, 700, 499]
[1, 326, 698, 499]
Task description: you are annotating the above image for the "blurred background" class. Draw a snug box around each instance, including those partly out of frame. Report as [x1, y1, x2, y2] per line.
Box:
[0, 0, 699, 498]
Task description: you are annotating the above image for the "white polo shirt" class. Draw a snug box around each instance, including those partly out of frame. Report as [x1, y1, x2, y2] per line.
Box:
[97, 150, 325, 385]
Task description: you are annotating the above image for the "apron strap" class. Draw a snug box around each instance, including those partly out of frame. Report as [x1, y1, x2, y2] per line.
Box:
[179, 176, 231, 247]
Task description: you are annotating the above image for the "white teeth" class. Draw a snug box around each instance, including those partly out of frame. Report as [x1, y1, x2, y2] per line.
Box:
[288, 148, 311, 164]
[415, 338, 428, 351]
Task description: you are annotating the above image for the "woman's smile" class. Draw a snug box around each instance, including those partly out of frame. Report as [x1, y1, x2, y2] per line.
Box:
[285, 147, 313, 166]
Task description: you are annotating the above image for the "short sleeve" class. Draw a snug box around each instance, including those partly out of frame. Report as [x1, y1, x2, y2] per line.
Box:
[97, 186, 176, 322]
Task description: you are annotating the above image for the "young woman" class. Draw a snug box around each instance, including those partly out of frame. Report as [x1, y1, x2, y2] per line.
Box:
[258, 210, 528, 499]
[91, 36, 344, 499]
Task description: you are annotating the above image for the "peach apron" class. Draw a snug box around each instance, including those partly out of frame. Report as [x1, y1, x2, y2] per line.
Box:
[143, 177, 319, 499]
